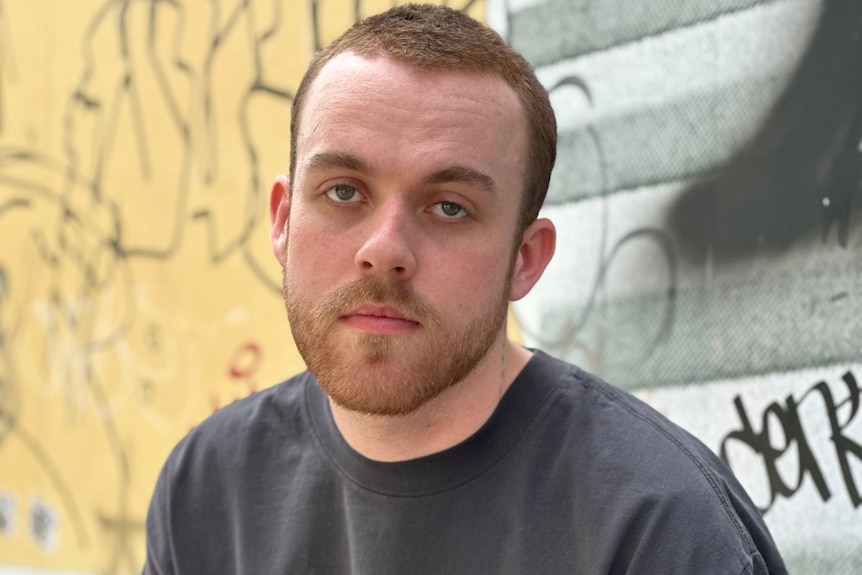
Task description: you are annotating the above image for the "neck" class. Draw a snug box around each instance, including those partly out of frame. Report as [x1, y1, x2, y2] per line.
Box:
[329, 339, 532, 462]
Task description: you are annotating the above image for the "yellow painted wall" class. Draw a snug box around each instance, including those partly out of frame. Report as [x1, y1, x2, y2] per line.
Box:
[0, 1, 485, 573]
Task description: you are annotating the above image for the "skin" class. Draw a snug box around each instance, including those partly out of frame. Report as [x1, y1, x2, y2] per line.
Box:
[270, 52, 556, 462]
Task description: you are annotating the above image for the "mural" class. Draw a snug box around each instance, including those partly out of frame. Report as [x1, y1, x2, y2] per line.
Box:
[491, 0, 862, 572]
[0, 0, 857, 573]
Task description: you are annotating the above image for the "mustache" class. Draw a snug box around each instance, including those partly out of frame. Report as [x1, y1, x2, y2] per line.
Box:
[320, 277, 440, 327]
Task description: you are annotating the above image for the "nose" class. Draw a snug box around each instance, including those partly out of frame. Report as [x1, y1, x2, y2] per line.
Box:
[354, 201, 417, 280]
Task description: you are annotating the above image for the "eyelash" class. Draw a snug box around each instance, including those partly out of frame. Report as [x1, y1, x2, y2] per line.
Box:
[430, 201, 468, 219]
[321, 182, 472, 221]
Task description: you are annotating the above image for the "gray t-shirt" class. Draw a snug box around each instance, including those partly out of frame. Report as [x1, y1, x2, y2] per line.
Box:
[144, 351, 787, 574]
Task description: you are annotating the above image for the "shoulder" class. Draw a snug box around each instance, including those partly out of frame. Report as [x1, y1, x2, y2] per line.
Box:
[524, 352, 787, 573]
[529, 351, 738, 486]
[161, 370, 315, 484]
[144, 371, 323, 571]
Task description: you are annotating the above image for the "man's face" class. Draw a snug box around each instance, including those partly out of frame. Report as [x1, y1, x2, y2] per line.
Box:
[275, 52, 530, 416]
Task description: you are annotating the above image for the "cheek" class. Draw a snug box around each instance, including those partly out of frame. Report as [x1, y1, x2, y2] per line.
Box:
[285, 223, 354, 290]
[423, 249, 510, 309]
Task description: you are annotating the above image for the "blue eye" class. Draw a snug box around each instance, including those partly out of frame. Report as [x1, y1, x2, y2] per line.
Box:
[326, 184, 361, 203]
[432, 201, 467, 219]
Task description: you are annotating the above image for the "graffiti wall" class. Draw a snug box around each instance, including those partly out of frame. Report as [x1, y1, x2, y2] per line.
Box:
[0, 1, 481, 573]
[491, 0, 862, 572]
[0, 0, 858, 573]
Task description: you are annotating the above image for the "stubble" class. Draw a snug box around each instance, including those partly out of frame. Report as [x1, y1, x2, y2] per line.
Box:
[282, 264, 511, 416]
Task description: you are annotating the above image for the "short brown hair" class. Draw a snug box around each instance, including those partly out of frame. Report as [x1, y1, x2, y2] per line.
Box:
[289, 3, 557, 233]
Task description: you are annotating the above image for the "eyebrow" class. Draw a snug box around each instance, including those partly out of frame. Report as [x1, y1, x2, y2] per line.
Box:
[304, 151, 371, 175]
[303, 151, 497, 196]
[424, 165, 498, 196]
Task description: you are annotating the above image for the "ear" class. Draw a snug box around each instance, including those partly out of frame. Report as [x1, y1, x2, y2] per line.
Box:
[269, 174, 291, 267]
[509, 217, 556, 301]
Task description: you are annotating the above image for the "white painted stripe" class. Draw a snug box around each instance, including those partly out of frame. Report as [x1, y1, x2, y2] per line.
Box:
[518, 168, 858, 311]
[534, 0, 823, 131]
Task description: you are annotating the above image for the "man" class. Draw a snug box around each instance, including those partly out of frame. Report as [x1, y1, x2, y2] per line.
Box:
[144, 5, 787, 574]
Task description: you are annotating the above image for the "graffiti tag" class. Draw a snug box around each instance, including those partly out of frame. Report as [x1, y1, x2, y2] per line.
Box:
[720, 370, 862, 513]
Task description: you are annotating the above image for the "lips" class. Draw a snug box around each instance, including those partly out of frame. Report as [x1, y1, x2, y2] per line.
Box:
[340, 304, 421, 334]
[344, 304, 416, 321]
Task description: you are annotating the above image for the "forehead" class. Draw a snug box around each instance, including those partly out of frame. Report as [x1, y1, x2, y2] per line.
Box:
[295, 52, 527, 186]
[301, 51, 523, 122]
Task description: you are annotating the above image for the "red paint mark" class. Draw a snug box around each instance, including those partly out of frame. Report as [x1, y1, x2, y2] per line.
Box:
[194, 342, 265, 427]
[228, 342, 262, 394]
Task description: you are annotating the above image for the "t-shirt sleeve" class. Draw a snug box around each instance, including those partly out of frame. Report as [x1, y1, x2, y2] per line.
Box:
[569, 367, 788, 574]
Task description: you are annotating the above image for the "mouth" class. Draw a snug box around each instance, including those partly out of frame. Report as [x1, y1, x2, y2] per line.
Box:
[340, 304, 422, 334]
